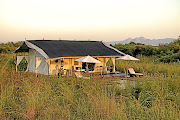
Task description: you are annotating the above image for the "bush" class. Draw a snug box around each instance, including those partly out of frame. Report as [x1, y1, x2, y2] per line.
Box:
[113, 37, 180, 63]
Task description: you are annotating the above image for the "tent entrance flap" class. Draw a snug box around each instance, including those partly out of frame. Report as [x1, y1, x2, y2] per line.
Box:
[16, 56, 29, 72]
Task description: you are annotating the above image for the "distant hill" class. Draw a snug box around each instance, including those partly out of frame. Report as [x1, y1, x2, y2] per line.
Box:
[106, 37, 175, 46]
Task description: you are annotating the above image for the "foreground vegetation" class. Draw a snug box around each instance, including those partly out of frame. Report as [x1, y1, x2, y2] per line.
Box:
[0, 54, 179, 119]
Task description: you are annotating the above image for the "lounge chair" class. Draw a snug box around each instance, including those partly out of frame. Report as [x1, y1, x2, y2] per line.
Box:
[128, 68, 143, 77]
[74, 72, 90, 79]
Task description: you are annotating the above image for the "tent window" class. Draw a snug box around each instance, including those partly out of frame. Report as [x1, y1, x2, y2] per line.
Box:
[88, 63, 95, 71]
[82, 62, 95, 71]
[17, 57, 28, 71]
[82, 62, 86, 69]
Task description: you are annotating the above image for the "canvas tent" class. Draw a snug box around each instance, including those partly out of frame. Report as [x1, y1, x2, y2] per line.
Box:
[15, 40, 125, 75]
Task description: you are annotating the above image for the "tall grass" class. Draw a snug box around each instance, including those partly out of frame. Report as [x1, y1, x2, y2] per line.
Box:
[0, 54, 179, 119]
[116, 55, 180, 78]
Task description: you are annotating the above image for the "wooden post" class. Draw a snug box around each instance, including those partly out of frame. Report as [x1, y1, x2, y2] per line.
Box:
[112, 57, 116, 73]
[16, 53, 17, 72]
[70, 58, 72, 76]
[86, 63, 89, 75]
[103, 57, 106, 74]
[35, 56, 37, 76]
[23, 51, 25, 71]
[48, 60, 51, 75]
[127, 61, 129, 76]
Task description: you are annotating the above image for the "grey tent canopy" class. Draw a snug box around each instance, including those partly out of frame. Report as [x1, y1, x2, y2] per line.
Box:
[15, 40, 125, 59]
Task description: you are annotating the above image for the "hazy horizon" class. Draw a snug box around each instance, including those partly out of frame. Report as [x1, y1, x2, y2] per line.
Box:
[0, 36, 177, 44]
[0, 0, 179, 43]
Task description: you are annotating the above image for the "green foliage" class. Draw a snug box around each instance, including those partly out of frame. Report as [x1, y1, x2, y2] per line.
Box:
[155, 39, 180, 62]
[114, 37, 180, 63]
[114, 43, 157, 57]
[0, 42, 22, 53]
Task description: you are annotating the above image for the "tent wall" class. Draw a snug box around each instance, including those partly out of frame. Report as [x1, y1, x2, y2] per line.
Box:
[36, 57, 49, 75]
[28, 49, 49, 75]
[49, 58, 74, 75]
[49, 57, 115, 76]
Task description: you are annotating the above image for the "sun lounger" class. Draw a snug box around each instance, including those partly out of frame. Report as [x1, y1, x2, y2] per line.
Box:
[128, 68, 143, 77]
[74, 72, 90, 79]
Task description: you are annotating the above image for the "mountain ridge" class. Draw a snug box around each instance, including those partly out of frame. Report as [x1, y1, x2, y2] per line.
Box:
[106, 37, 175, 46]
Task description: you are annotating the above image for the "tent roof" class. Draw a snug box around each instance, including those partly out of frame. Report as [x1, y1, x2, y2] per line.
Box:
[15, 42, 29, 53]
[15, 40, 125, 59]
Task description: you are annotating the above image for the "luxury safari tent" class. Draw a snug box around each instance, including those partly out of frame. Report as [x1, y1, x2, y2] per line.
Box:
[15, 40, 125, 76]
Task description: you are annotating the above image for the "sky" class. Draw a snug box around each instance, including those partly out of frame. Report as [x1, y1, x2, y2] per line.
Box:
[0, 0, 180, 43]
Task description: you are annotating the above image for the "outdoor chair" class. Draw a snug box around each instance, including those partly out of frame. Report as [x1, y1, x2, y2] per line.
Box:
[74, 72, 90, 79]
[128, 68, 143, 77]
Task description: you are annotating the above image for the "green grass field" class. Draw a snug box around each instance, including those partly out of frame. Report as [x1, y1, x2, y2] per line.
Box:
[0, 54, 179, 119]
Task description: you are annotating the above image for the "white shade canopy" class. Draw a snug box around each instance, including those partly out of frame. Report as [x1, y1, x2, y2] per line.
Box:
[75, 55, 101, 63]
[116, 55, 140, 61]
